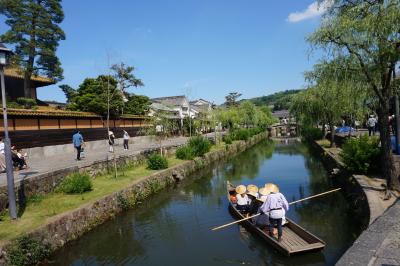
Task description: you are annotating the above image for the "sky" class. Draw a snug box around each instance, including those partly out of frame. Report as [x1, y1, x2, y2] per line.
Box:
[1, 0, 329, 104]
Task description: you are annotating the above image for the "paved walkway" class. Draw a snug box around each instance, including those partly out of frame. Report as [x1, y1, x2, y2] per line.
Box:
[0, 133, 218, 188]
[336, 199, 400, 266]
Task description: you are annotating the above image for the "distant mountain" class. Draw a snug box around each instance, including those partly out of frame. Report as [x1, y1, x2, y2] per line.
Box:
[241, 89, 302, 111]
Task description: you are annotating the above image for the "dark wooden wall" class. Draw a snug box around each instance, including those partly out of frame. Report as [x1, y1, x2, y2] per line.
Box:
[7, 127, 144, 149]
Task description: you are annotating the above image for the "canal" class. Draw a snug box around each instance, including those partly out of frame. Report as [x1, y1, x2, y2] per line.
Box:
[49, 140, 366, 266]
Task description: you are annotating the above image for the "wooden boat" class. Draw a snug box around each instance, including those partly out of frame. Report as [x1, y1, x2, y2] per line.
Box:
[227, 181, 325, 256]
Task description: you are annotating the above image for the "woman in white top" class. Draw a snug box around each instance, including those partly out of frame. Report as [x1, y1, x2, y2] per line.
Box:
[235, 185, 250, 213]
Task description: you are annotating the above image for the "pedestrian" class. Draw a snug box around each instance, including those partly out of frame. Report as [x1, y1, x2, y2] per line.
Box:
[108, 130, 115, 153]
[259, 183, 289, 242]
[0, 138, 4, 154]
[73, 131, 83, 160]
[367, 115, 377, 136]
[123, 130, 130, 150]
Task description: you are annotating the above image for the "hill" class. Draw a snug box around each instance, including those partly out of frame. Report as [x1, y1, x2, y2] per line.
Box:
[241, 89, 302, 111]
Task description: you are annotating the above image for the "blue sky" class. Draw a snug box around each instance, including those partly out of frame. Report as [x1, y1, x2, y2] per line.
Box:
[1, 0, 328, 104]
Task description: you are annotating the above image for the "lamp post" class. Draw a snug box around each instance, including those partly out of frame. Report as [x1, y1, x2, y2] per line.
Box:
[0, 43, 17, 219]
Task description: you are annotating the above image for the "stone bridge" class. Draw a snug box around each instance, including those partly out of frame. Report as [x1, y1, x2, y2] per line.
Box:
[268, 122, 297, 138]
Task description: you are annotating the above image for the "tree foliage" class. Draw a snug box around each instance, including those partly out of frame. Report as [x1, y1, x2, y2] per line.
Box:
[241, 90, 302, 110]
[63, 75, 124, 118]
[124, 94, 150, 115]
[308, 0, 400, 186]
[291, 59, 368, 146]
[215, 101, 276, 130]
[225, 92, 242, 107]
[111, 62, 144, 95]
[0, 0, 65, 97]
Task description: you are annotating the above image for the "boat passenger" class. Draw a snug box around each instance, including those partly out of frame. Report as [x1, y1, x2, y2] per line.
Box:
[255, 187, 271, 229]
[229, 190, 237, 204]
[259, 183, 289, 242]
[247, 185, 260, 215]
[235, 185, 250, 213]
[247, 184, 259, 199]
[259, 187, 270, 202]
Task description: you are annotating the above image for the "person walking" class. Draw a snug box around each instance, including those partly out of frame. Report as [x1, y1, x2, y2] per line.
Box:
[259, 183, 289, 242]
[123, 130, 130, 150]
[367, 115, 377, 136]
[108, 130, 115, 153]
[73, 131, 84, 160]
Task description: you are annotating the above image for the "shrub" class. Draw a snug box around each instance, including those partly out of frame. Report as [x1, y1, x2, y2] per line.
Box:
[300, 126, 323, 141]
[188, 136, 211, 156]
[176, 145, 195, 160]
[16, 97, 37, 109]
[232, 128, 250, 141]
[7, 235, 51, 266]
[147, 154, 168, 170]
[223, 134, 233, 144]
[58, 172, 93, 194]
[340, 135, 380, 174]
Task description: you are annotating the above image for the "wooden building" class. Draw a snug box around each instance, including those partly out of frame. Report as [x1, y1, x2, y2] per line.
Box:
[4, 67, 54, 100]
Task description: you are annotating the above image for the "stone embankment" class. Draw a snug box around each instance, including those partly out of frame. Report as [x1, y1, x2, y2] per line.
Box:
[0, 134, 219, 211]
[312, 141, 400, 266]
[0, 132, 267, 265]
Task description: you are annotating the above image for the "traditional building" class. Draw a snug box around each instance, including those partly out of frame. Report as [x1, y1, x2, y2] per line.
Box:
[4, 66, 54, 100]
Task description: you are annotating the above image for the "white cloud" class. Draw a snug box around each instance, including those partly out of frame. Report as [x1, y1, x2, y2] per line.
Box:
[287, 0, 332, 23]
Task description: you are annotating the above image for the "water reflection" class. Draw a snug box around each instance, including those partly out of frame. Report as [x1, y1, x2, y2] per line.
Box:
[49, 140, 365, 266]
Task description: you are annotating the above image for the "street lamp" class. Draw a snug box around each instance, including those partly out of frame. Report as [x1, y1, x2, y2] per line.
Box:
[0, 43, 17, 220]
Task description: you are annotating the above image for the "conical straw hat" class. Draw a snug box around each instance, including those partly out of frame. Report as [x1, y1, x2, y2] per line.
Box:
[247, 184, 259, 193]
[265, 183, 279, 193]
[259, 187, 271, 196]
[235, 185, 246, 194]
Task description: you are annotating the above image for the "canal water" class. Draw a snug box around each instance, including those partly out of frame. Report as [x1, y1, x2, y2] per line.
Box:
[49, 140, 366, 266]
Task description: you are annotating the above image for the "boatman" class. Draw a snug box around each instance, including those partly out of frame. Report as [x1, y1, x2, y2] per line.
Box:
[259, 183, 289, 242]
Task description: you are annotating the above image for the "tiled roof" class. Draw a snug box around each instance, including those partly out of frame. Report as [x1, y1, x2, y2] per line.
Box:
[4, 67, 54, 84]
[151, 95, 188, 107]
[150, 102, 176, 112]
[3, 108, 100, 118]
[120, 114, 147, 119]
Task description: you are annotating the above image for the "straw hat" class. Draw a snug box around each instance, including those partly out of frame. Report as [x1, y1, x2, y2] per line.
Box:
[265, 183, 279, 193]
[259, 187, 270, 196]
[235, 185, 246, 195]
[247, 184, 258, 193]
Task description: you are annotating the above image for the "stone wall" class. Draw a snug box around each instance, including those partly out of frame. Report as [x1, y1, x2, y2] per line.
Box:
[309, 141, 370, 225]
[0, 132, 267, 265]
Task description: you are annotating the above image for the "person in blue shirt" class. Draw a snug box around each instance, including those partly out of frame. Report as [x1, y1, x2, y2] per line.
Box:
[72, 131, 84, 160]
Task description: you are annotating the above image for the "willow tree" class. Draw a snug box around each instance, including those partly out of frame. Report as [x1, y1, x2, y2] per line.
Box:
[309, 0, 400, 187]
[1, 0, 65, 97]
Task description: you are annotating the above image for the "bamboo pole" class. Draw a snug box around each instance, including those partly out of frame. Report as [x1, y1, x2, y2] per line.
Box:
[211, 187, 341, 231]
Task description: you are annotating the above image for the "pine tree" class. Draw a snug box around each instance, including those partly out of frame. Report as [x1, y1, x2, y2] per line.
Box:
[0, 0, 65, 98]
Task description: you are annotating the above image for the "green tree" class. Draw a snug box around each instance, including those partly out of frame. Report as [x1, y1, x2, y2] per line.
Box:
[238, 101, 257, 128]
[111, 62, 144, 95]
[308, 0, 400, 187]
[59, 84, 77, 104]
[65, 75, 124, 118]
[303, 59, 366, 146]
[124, 94, 150, 115]
[225, 92, 242, 107]
[1, 0, 65, 97]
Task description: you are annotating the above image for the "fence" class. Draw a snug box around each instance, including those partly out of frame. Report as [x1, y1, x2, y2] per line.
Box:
[0, 109, 148, 148]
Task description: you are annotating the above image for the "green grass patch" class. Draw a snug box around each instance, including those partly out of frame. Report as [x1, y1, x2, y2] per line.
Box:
[0, 156, 184, 244]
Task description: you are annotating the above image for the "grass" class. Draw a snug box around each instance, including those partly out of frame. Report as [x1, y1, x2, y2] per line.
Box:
[0, 156, 184, 244]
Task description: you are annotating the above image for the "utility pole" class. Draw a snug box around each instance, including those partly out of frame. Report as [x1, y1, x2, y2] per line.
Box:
[0, 44, 17, 219]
